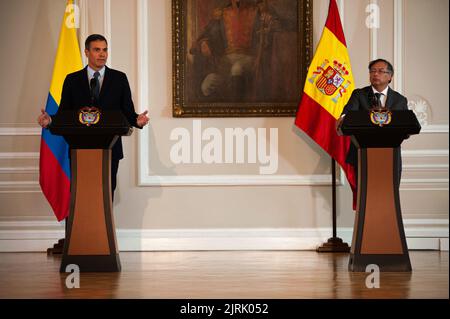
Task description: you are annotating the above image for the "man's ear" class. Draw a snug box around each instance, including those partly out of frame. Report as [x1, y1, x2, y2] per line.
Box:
[84, 49, 89, 57]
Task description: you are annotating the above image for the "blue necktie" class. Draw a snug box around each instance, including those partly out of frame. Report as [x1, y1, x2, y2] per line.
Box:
[93, 71, 100, 101]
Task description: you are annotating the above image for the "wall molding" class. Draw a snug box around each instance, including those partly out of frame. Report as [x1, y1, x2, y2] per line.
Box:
[138, 174, 342, 187]
[0, 167, 38, 174]
[137, 0, 150, 187]
[1, 125, 445, 138]
[0, 219, 447, 252]
[78, 0, 89, 66]
[402, 149, 448, 157]
[400, 179, 448, 191]
[337, 0, 344, 26]
[0, 127, 41, 136]
[104, 0, 112, 67]
[0, 124, 446, 136]
[0, 152, 40, 192]
[0, 148, 446, 188]
[403, 164, 448, 171]
[0, 152, 39, 160]
[393, 0, 404, 93]
[402, 164, 448, 177]
[0, 181, 40, 193]
[369, 0, 378, 60]
[419, 124, 449, 134]
[401, 149, 449, 190]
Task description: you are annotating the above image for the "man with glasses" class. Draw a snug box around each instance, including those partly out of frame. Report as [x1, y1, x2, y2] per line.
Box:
[336, 58, 408, 196]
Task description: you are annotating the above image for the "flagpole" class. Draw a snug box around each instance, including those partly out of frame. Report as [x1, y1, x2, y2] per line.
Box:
[332, 158, 337, 238]
[44, 0, 82, 254]
[316, 158, 350, 253]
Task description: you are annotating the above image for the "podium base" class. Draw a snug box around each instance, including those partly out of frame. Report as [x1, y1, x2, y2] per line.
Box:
[60, 254, 121, 272]
[47, 238, 65, 255]
[316, 237, 350, 253]
[348, 253, 412, 272]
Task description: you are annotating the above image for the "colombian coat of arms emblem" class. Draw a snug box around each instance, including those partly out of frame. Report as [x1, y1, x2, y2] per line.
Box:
[78, 107, 101, 126]
[370, 109, 392, 127]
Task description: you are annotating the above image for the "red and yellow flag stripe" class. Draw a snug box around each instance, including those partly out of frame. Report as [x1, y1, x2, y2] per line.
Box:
[295, 0, 356, 205]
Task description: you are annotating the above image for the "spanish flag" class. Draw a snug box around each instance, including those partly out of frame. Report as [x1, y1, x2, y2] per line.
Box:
[39, 0, 83, 221]
[295, 0, 357, 207]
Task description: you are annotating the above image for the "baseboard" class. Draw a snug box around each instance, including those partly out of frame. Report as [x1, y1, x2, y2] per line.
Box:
[0, 219, 447, 252]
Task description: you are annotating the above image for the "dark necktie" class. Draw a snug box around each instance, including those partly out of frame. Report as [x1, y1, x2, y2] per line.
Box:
[93, 71, 100, 102]
[374, 92, 382, 108]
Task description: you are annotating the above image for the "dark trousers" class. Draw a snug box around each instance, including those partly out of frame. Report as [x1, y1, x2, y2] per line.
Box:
[111, 158, 120, 202]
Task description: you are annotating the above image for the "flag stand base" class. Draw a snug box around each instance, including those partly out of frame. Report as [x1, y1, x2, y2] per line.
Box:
[47, 238, 65, 255]
[316, 237, 350, 253]
[316, 160, 351, 253]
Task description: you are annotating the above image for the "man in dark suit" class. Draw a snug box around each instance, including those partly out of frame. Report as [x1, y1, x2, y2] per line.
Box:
[337, 58, 408, 184]
[38, 34, 149, 199]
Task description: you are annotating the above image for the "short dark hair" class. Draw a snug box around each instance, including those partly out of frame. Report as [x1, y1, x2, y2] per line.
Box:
[85, 34, 108, 50]
[368, 58, 394, 75]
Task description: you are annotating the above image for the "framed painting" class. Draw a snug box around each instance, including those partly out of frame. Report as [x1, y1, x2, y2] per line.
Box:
[172, 0, 313, 117]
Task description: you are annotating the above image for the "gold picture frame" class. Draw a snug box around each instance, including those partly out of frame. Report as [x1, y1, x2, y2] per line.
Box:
[172, 0, 313, 117]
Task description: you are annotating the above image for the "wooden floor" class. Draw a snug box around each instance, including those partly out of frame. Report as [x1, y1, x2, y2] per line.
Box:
[0, 251, 447, 299]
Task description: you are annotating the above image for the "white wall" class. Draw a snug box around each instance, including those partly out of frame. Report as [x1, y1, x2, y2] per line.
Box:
[0, 0, 448, 251]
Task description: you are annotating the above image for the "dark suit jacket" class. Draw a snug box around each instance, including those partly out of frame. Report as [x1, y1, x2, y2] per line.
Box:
[341, 86, 408, 169]
[56, 66, 140, 161]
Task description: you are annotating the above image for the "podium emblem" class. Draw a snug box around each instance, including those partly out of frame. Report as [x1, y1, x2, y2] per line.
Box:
[78, 107, 101, 126]
[370, 109, 392, 127]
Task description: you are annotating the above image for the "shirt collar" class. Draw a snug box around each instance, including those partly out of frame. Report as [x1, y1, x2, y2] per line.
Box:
[87, 66, 106, 79]
[371, 86, 389, 96]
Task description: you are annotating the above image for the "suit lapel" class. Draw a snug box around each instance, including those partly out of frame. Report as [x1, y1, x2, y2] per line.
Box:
[385, 87, 394, 109]
[99, 66, 112, 104]
[80, 66, 91, 102]
[364, 86, 373, 109]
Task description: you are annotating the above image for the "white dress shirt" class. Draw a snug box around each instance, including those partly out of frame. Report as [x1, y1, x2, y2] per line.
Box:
[371, 86, 389, 107]
[87, 66, 106, 90]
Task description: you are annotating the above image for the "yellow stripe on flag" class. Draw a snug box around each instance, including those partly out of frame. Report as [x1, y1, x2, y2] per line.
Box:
[49, 0, 83, 105]
[303, 27, 355, 120]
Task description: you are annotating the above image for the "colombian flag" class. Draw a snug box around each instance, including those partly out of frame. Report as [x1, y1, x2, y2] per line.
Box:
[295, 0, 357, 207]
[39, 0, 82, 221]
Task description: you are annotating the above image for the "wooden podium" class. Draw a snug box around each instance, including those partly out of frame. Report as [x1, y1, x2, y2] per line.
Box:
[50, 110, 132, 272]
[341, 110, 421, 272]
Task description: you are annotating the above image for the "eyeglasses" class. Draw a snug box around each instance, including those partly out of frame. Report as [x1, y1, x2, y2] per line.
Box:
[369, 69, 391, 74]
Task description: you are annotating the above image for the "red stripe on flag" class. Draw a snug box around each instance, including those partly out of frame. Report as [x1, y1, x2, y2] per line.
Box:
[325, 0, 346, 46]
[295, 93, 356, 194]
[39, 140, 71, 221]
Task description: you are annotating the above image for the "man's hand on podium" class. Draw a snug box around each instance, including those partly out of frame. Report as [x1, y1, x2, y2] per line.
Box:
[137, 110, 150, 128]
[37, 109, 51, 128]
